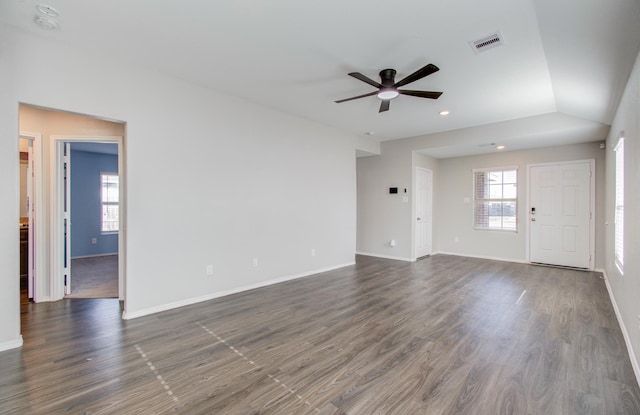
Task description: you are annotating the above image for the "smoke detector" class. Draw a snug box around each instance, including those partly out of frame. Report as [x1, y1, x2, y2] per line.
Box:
[469, 32, 504, 54]
[36, 4, 60, 17]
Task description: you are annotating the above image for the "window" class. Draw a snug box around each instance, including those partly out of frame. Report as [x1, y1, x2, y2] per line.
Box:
[473, 167, 517, 231]
[101, 173, 119, 232]
[614, 137, 624, 273]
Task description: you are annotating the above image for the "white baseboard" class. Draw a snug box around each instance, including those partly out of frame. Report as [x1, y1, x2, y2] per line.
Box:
[122, 261, 356, 320]
[602, 270, 640, 388]
[0, 336, 23, 352]
[71, 253, 118, 259]
[432, 251, 528, 264]
[355, 252, 414, 262]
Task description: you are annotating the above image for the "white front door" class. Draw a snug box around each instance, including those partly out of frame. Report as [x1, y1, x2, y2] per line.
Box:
[529, 161, 593, 269]
[414, 168, 433, 259]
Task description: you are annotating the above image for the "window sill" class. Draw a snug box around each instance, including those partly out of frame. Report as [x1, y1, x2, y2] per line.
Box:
[473, 227, 518, 233]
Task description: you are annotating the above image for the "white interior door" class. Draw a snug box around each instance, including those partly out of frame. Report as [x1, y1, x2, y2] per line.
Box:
[63, 143, 71, 295]
[529, 161, 593, 269]
[415, 168, 433, 259]
[20, 132, 43, 301]
[26, 140, 34, 299]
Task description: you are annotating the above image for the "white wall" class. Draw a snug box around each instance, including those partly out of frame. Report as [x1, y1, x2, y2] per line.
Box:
[434, 142, 605, 265]
[357, 142, 414, 260]
[0, 25, 21, 351]
[357, 140, 605, 265]
[0, 24, 359, 349]
[605, 50, 640, 379]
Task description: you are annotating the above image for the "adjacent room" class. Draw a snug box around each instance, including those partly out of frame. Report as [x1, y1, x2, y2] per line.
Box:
[1, 0, 640, 413]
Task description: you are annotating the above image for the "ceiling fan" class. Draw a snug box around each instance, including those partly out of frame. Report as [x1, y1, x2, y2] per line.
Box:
[335, 63, 443, 113]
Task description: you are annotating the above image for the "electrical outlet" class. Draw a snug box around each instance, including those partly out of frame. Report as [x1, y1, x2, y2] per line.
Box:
[252, 258, 258, 268]
[206, 265, 214, 276]
[91, 237, 97, 245]
[311, 249, 316, 257]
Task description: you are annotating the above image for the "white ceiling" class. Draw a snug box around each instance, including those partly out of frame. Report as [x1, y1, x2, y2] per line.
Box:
[2, 0, 640, 157]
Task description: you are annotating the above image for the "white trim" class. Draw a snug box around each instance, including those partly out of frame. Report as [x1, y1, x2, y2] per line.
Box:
[71, 253, 118, 259]
[0, 336, 23, 352]
[472, 165, 519, 173]
[19, 132, 45, 303]
[355, 252, 415, 262]
[50, 136, 126, 303]
[122, 261, 355, 320]
[614, 137, 624, 273]
[431, 251, 528, 264]
[601, 270, 640, 387]
[472, 166, 518, 232]
[614, 133, 625, 152]
[50, 141, 67, 300]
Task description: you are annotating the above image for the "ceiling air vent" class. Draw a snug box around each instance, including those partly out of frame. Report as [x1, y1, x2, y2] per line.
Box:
[469, 32, 504, 54]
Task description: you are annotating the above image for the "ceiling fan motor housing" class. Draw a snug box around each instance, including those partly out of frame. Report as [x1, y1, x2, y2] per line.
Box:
[380, 69, 397, 86]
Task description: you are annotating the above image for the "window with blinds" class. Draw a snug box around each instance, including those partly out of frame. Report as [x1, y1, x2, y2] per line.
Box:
[101, 173, 119, 233]
[473, 167, 517, 231]
[614, 138, 624, 273]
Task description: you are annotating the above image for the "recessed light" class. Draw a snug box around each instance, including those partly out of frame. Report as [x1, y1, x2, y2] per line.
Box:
[496, 145, 505, 150]
[34, 15, 58, 30]
[439, 110, 450, 116]
[364, 131, 375, 136]
[36, 4, 60, 17]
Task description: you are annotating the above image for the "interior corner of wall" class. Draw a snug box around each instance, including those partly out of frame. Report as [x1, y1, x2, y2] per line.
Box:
[355, 136, 381, 157]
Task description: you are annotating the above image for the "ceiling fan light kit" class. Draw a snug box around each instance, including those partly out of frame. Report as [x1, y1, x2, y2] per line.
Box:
[377, 88, 399, 100]
[335, 63, 443, 113]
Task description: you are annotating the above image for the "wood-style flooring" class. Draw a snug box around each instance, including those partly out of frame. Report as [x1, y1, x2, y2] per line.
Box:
[2, 254, 639, 414]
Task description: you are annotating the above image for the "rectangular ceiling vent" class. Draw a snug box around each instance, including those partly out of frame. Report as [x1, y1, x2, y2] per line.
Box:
[469, 32, 504, 54]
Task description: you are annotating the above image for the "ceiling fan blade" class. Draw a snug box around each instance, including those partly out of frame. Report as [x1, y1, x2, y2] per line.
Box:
[399, 90, 443, 99]
[335, 91, 378, 103]
[394, 64, 440, 88]
[379, 100, 390, 113]
[348, 72, 383, 88]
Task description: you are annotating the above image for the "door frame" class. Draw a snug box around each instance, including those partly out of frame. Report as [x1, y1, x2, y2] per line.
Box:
[526, 159, 595, 270]
[413, 167, 433, 261]
[19, 132, 45, 301]
[51, 135, 126, 301]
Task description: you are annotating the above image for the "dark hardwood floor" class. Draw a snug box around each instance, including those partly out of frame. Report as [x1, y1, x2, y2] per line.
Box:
[2, 254, 639, 414]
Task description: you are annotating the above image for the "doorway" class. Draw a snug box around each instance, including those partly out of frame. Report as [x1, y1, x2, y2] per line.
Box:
[414, 167, 433, 259]
[19, 133, 44, 301]
[52, 137, 124, 299]
[18, 104, 126, 309]
[528, 160, 594, 269]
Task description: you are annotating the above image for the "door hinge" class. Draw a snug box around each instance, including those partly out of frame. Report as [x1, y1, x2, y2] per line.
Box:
[64, 275, 67, 286]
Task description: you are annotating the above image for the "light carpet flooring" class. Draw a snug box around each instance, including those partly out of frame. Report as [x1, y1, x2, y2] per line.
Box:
[66, 255, 118, 298]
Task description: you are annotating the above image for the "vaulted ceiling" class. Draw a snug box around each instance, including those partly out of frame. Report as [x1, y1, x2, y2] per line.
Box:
[2, 0, 640, 157]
